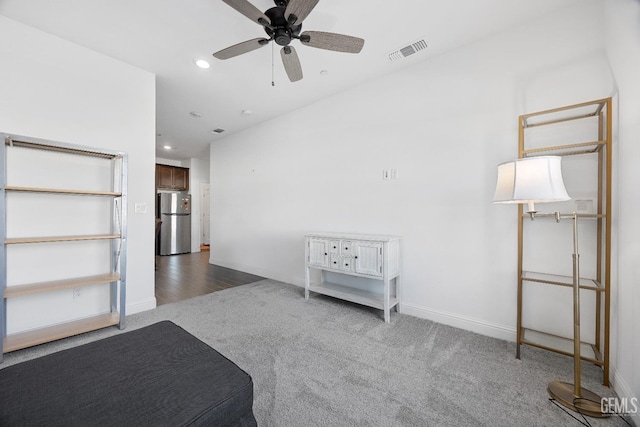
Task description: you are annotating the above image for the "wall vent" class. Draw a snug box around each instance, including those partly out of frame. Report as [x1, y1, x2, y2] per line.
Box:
[212, 128, 226, 134]
[387, 39, 428, 62]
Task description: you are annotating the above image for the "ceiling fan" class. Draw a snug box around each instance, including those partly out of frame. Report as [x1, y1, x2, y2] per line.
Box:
[213, 0, 365, 82]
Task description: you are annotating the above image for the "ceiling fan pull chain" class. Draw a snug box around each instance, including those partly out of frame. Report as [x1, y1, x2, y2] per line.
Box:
[271, 42, 275, 86]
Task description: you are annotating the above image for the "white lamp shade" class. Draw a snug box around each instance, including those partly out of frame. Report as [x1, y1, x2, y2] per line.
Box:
[493, 156, 570, 204]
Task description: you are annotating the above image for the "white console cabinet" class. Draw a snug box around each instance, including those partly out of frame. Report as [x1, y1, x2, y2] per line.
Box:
[305, 233, 401, 323]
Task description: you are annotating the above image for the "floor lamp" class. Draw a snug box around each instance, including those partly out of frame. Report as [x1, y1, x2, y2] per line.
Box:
[493, 156, 607, 418]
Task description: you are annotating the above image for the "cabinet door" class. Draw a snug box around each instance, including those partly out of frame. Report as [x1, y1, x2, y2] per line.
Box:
[156, 164, 174, 189]
[354, 241, 383, 277]
[173, 167, 189, 191]
[308, 238, 329, 268]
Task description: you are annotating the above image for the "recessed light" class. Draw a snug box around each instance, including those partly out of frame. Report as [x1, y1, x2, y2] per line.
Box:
[193, 58, 210, 69]
[163, 145, 172, 150]
[241, 109, 252, 116]
[189, 111, 203, 118]
[212, 128, 226, 134]
[320, 70, 329, 76]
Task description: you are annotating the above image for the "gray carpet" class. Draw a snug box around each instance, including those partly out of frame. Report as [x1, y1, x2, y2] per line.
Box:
[1, 279, 630, 426]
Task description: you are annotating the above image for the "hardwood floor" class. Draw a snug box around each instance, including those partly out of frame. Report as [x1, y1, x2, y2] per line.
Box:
[155, 251, 265, 306]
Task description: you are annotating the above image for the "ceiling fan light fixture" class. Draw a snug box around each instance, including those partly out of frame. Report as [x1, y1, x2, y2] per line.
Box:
[274, 27, 293, 46]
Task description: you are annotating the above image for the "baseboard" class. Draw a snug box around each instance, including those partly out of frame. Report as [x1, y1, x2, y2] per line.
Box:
[400, 302, 517, 342]
[212, 259, 516, 341]
[126, 298, 156, 315]
[209, 260, 516, 342]
[612, 368, 639, 426]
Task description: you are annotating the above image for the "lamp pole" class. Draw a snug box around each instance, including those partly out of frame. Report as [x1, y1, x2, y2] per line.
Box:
[572, 213, 581, 397]
[546, 212, 606, 418]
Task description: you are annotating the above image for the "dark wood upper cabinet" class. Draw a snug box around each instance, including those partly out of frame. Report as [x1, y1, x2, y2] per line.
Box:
[172, 167, 188, 190]
[156, 164, 189, 191]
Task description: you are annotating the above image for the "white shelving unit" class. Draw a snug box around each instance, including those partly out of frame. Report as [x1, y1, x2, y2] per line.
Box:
[0, 134, 127, 360]
[304, 232, 401, 323]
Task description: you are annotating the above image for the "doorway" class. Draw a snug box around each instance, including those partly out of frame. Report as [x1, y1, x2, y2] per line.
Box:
[200, 183, 210, 249]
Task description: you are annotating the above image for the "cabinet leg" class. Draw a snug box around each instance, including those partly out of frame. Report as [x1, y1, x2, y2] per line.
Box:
[384, 309, 390, 324]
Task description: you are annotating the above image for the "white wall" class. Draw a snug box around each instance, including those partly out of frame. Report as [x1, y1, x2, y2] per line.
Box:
[604, 0, 640, 419]
[0, 16, 157, 332]
[210, 1, 611, 336]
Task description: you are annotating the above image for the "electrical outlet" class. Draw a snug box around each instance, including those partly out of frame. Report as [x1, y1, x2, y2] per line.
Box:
[73, 288, 82, 299]
[390, 168, 398, 179]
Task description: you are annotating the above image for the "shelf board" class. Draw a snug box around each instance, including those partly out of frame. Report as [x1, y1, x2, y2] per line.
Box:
[523, 212, 605, 220]
[522, 140, 606, 157]
[6, 138, 121, 159]
[5, 185, 121, 197]
[2, 312, 120, 353]
[521, 99, 608, 128]
[522, 271, 603, 291]
[5, 234, 121, 244]
[521, 328, 603, 365]
[308, 281, 398, 311]
[4, 273, 120, 298]
[308, 266, 393, 280]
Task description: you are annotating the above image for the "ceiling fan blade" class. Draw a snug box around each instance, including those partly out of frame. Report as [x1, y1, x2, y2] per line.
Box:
[284, 0, 319, 25]
[280, 46, 303, 82]
[213, 38, 269, 60]
[222, 0, 271, 27]
[300, 31, 365, 53]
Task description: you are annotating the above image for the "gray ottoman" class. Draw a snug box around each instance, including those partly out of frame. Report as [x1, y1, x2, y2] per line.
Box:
[0, 321, 257, 426]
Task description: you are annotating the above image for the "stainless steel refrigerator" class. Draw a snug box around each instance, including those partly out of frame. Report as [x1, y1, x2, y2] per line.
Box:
[158, 192, 191, 255]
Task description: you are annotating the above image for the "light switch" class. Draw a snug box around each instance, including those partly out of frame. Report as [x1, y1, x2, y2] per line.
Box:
[390, 168, 398, 179]
[383, 169, 390, 180]
[575, 199, 594, 213]
[134, 202, 147, 214]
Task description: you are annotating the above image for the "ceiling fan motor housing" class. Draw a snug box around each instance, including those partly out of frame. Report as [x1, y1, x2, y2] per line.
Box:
[264, 6, 302, 46]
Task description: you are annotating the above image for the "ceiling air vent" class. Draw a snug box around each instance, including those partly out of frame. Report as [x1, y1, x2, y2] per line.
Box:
[388, 39, 428, 62]
[212, 128, 226, 134]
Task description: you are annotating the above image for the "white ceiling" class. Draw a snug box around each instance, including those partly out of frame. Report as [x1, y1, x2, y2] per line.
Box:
[1, 0, 578, 160]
